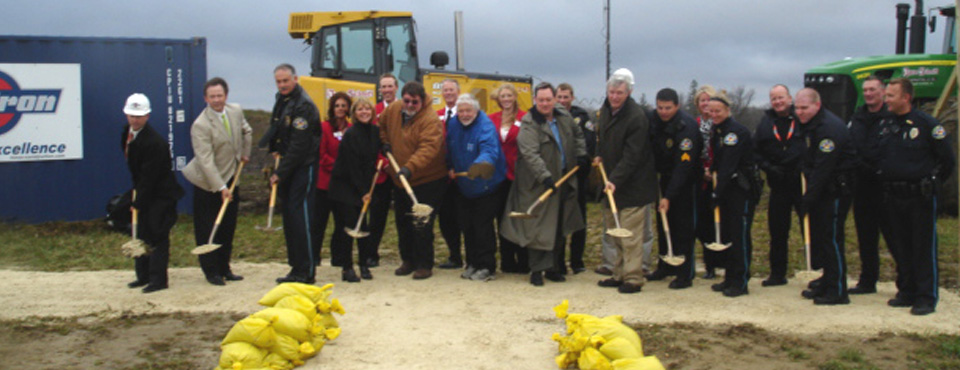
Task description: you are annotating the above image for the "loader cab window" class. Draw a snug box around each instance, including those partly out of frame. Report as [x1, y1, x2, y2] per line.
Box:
[341, 22, 375, 74]
[318, 27, 338, 71]
[312, 20, 376, 78]
[384, 18, 419, 88]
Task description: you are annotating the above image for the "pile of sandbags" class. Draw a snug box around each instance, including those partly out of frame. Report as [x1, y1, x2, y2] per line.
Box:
[214, 283, 345, 370]
[551, 300, 664, 370]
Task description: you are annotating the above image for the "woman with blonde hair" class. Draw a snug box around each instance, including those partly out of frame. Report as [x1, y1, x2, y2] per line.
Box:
[488, 83, 529, 273]
[693, 85, 721, 280]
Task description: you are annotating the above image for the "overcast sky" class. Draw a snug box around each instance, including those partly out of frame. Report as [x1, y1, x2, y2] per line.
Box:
[3, 0, 951, 110]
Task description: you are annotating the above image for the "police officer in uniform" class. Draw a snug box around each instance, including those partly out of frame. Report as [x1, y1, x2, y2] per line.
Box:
[795, 88, 856, 305]
[878, 78, 954, 315]
[847, 75, 893, 294]
[754, 84, 804, 287]
[707, 93, 758, 298]
[648, 88, 701, 289]
[262, 64, 322, 284]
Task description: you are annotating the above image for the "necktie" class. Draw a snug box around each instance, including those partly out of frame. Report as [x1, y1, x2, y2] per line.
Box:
[549, 120, 565, 169]
[445, 109, 452, 122]
[125, 132, 133, 157]
[222, 113, 232, 138]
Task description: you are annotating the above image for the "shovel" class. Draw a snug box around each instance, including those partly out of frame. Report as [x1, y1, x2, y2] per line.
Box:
[345, 159, 385, 239]
[509, 165, 580, 219]
[385, 151, 433, 219]
[192, 161, 245, 255]
[120, 190, 148, 258]
[256, 156, 282, 231]
[705, 172, 732, 251]
[453, 162, 495, 179]
[658, 197, 685, 266]
[596, 163, 633, 238]
[795, 173, 820, 282]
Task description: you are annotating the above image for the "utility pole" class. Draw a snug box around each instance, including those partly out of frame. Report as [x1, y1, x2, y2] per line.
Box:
[605, 0, 611, 80]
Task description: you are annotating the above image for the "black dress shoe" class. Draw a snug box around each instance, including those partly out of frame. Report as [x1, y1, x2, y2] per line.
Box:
[814, 294, 850, 305]
[594, 266, 613, 276]
[669, 279, 693, 290]
[598, 278, 623, 288]
[206, 275, 226, 286]
[761, 277, 788, 287]
[276, 275, 313, 284]
[807, 278, 822, 290]
[342, 268, 360, 283]
[847, 285, 876, 295]
[544, 271, 566, 282]
[142, 284, 168, 293]
[438, 259, 462, 269]
[911, 305, 935, 316]
[618, 282, 643, 294]
[702, 269, 717, 280]
[722, 286, 748, 297]
[395, 262, 414, 276]
[530, 272, 544, 286]
[888, 297, 915, 307]
[645, 269, 669, 281]
[711, 281, 729, 292]
[365, 258, 380, 268]
[128, 280, 148, 289]
[801, 289, 823, 300]
[359, 266, 373, 280]
[224, 273, 244, 281]
[572, 266, 586, 274]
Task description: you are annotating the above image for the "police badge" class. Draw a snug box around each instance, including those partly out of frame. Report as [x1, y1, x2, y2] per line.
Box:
[932, 125, 946, 140]
[293, 117, 308, 130]
[723, 133, 738, 146]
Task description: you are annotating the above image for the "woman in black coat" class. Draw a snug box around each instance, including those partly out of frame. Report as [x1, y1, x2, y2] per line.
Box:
[328, 98, 386, 282]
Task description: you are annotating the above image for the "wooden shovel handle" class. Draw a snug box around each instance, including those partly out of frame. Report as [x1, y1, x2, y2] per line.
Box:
[360, 160, 385, 215]
[711, 171, 721, 223]
[131, 190, 138, 239]
[385, 151, 419, 202]
[537, 166, 580, 203]
[801, 174, 811, 248]
[267, 156, 280, 207]
[596, 163, 619, 214]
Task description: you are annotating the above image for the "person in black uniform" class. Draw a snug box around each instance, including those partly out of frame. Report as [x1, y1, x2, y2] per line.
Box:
[795, 88, 856, 305]
[648, 88, 702, 289]
[120, 93, 184, 293]
[754, 84, 804, 287]
[706, 93, 758, 298]
[262, 64, 322, 284]
[878, 78, 955, 316]
[557, 83, 595, 274]
[847, 75, 893, 295]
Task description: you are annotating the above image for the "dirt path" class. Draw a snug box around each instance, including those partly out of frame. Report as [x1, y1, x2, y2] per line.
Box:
[1, 262, 958, 369]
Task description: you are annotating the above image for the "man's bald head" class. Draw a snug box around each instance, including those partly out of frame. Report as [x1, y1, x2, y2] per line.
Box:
[796, 88, 821, 104]
[794, 88, 822, 124]
[769, 84, 792, 116]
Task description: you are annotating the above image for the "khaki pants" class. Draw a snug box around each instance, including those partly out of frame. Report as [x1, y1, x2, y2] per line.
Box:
[604, 204, 653, 285]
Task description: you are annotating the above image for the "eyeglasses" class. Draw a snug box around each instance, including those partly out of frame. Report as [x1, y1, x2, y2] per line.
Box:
[403, 98, 421, 105]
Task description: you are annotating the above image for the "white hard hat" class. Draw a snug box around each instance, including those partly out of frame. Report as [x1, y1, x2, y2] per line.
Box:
[123, 93, 151, 116]
[611, 68, 635, 88]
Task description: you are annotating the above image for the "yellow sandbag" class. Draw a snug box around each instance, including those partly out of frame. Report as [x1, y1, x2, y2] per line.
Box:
[612, 356, 666, 370]
[578, 346, 613, 370]
[555, 351, 577, 369]
[575, 316, 643, 355]
[554, 300, 570, 319]
[274, 295, 319, 322]
[269, 333, 313, 364]
[598, 337, 643, 360]
[316, 312, 339, 329]
[219, 342, 266, 370]
[258, 283, 335, 306]
[316, 298, 345, 315]
[221, 317, 278, 349]
[262, 353, 294, 370]
[251, 307, 314, 342]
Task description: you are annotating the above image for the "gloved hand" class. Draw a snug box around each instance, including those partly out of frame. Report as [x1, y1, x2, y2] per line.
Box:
[766, 165, 785, 180]
[800, 200, 813, 216]
[577, 155, 590, 170]
[381, 143, 392, 155]
[711, 192, 719, 202]
[543, 177, 556, 192]
[399, 166, 412, 179]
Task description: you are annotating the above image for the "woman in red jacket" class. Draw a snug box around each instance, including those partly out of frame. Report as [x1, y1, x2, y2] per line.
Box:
[488, 83, 528, 273]
[313, 92, 352, 268]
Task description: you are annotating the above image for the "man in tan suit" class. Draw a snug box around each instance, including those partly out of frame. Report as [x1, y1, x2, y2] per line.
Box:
[182, 77, 252, 286]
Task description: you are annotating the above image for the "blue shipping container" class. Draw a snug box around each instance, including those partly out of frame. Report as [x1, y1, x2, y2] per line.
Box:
[0, 35, 206, 222]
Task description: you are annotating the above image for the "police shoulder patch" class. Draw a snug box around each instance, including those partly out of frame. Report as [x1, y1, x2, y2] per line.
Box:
[723, 133, 738, 146]
[293, 117, 308, 130]
[819, 138, 835, 153]
[933, 125, 947, 140]
[679, 138, 693, 151]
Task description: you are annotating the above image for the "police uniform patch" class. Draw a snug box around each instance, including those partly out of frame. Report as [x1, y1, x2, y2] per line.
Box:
[909, 127, 919, 139]
[819, 138, 835, 153]
[723, 133, 738, 146]
[293, 117, 308, 130]
[666, 138, 674, 148]
[679, 138, 693, 151]
[933, 125, 946, 140]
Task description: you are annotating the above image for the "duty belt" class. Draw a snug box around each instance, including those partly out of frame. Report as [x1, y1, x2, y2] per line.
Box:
[881, 178, 935, 197]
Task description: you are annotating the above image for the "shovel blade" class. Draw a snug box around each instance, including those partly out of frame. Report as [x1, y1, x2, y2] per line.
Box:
[121, 240, 148, 258]
[344, 226, 370, 239]
[794, 270, 821, 282]
[661, 255, 686, 266]
[605, 228, 634, 238]
[191, 243, 222, 255]
[705, 242, 731, 252]
[508, 212, 535, 219]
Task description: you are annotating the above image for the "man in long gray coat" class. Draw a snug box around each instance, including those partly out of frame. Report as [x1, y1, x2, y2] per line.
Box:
[595, 68, 658, 294]
[500, 82, 587, 286]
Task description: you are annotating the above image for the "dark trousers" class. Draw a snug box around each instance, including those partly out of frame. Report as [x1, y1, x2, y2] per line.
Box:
[655, 184, 697, 282]
[279, 164, 317, 279]
[394, 178, 446, 270]
[810, 195, 851, 298]
[331, 200, 377, 268]
[438, 180, 463, 263]
[564, 172, 589, 270]
[313, 189, 349, 266]
[767, 175, 803, 279]
[457, 190, 499, 271]
[696, 179, 721, 270]
[882, 190, 939, 308]
[193, 183, 238, 278]
[530, 187, 567, 273]
[853, 172, 890, 287]
[363, 180, 393, 263]
[135, 197, 177, 286]
[719, 188, 755, 290]
[496, 180, 528, 272]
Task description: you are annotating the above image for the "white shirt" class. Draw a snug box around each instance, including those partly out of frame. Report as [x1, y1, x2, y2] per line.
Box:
[441, 105, 457, 122]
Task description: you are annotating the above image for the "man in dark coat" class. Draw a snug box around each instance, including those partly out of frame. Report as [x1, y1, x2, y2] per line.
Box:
[121, 93, 184, 293]
[557, 83, 595, 274]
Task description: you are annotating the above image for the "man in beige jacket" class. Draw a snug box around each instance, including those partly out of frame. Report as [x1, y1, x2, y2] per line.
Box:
[182, 77, 252, 286]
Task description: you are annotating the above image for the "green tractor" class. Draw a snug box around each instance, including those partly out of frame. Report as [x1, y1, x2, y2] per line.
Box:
[805, 1, 959, 213]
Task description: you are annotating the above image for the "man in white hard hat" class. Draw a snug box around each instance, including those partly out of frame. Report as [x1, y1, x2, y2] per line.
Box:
[121, 93, 184, 293]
